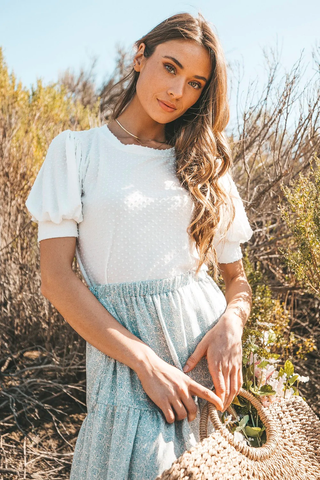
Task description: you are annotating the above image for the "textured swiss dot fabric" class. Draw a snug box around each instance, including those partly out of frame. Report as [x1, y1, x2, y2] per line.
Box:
[25, 125, 253, 287]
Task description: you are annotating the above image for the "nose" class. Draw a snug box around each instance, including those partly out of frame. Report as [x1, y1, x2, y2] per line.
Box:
[167, 78, 184, 99]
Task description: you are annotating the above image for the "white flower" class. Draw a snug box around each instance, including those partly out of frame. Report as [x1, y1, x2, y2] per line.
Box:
[263, 329, 277, 345]
[267, 357, 281, 364]
[223, 414, 234, 426]
[254, 360, 276, 387]
[298, 375, 309, 383]
[265, 364, 276, 380]
[268, 375, 286, 396]
[234, 431, 249, 445]
[283, 387, 295, 399]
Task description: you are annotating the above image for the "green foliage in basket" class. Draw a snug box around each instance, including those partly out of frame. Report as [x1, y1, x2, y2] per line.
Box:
[223, 354, 310, 448]
[218, 253, 315, 447]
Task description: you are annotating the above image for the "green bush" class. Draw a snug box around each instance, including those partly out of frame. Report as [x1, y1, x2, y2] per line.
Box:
[280, 155, 320, 299]
[240, 252, 316, 361]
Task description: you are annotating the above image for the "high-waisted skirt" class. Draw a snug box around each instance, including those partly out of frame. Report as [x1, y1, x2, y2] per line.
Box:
[69, 269, 227, 480]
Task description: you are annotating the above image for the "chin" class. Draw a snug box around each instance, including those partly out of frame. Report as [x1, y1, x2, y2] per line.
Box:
[155, 117, 171, 125]
[151, 109, 181, 125]
[145, 111, 171, 125]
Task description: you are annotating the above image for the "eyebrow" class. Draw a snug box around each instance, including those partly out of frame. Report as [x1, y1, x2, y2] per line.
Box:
[162, 55, 208, 83]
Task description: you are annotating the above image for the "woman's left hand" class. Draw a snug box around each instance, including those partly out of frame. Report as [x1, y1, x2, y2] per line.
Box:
[182, 313, 243, 411]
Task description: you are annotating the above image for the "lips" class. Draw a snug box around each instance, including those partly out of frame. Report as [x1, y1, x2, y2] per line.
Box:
[157, 99, 177, 112]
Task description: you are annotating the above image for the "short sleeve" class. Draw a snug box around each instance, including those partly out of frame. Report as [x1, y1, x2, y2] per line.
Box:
[212, 172, 253, 264]
[25, 130, 83, 243]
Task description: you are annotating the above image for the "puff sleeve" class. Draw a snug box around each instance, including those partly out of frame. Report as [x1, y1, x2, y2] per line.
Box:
[25, 130, 84, 243]
[212, 172, 253, 264]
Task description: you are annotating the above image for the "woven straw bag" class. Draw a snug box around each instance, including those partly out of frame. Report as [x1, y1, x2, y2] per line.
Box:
[156, 387, 320, 480]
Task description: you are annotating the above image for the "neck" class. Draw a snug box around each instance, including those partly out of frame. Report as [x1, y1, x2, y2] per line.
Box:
[115, 95, 166, 143]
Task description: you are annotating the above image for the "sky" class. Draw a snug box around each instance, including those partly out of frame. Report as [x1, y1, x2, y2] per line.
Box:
[0, 0, 319, 130]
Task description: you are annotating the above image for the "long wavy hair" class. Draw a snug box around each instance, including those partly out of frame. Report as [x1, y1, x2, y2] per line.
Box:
[110, 12, 235, 280]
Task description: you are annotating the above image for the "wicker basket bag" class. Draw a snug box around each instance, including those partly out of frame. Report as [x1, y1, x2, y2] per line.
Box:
[156, 388, 320, 480]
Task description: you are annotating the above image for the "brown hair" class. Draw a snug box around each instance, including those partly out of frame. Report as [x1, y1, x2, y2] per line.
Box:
[111, 12, 235, 280]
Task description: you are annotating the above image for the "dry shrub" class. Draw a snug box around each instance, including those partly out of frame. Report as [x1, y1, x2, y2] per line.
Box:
[0, 46, 99, 477]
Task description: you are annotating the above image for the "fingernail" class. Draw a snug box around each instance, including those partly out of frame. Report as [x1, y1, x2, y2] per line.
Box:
[183, 364, 190, 373]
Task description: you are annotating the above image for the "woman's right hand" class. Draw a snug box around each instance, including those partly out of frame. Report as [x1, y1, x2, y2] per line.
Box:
[136, 352, 223, 424]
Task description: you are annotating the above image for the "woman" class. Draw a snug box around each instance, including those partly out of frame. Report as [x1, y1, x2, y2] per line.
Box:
[25, 12, 253, 480]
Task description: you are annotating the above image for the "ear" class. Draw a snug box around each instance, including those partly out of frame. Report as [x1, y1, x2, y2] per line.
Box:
[133, 42, 146, 73]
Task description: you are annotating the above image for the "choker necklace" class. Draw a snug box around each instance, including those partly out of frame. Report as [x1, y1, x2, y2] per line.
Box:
[114, 119, 167, 147]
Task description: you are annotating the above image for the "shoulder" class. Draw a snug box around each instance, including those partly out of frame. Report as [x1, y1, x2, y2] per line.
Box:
[50, 125, 101, 145]
[50, 125, 106, 146]
[217, 171, 240, 199]
[54, 126, 103, 166]
[71, 125, 102, 151]
[71, 125, 101, 140]
[44, 127, 102, 177]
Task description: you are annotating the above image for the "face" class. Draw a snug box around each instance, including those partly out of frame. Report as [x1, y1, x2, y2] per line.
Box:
[133, 39, 212, 124]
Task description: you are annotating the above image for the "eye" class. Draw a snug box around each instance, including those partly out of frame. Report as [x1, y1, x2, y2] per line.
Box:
[164, 63, 176, 74]
[189, 81, 202, 90]
[164, 63, 202, 90]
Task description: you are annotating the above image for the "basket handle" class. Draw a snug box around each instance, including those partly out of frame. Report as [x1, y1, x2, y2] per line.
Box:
[199, 387, 280, 461]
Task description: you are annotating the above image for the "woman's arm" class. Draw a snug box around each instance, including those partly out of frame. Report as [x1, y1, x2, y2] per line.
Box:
[40, 237, 155, 374]
[182, 259, 252, 411]
[40, 237, 223, 423]
[218, 259, 252, 329]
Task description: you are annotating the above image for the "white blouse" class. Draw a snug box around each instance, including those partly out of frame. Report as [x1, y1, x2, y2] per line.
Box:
[25, 125, 253, 288]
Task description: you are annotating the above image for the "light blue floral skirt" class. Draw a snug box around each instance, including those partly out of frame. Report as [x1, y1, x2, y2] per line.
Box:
[69, 269, 227, 480]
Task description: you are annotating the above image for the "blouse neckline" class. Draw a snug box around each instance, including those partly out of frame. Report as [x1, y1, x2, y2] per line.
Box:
[101, 124, 176, 158]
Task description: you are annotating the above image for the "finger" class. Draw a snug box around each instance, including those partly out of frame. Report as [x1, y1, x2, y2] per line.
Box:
[224, 367, 238, 409]
[179, 390, 198, 422]
[222, 366, 231, 409]
[170, 397, 188, 421]
[209, 363, 226, 408]
[162, 401, 176, 424]
[189, 380, 223, 411]
[183, 341, 207, 373]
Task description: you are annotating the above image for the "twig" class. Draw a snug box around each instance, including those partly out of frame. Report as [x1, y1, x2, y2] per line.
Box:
[0, 468, 19, 475]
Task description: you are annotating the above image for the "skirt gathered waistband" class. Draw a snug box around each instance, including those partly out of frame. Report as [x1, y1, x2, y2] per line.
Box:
[90, 268, 210, 298]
